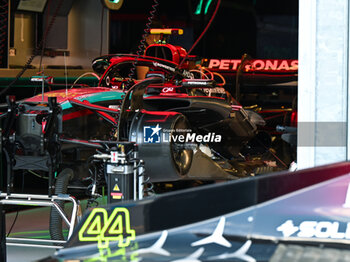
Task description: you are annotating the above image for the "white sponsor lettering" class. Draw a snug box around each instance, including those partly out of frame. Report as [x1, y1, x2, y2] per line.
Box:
[277, 220, 299, 237]
[153, 62, 175, 72]
[162, 132, 221, 143]
[162, 87, 174, 93]
[186, 81, 210, 86]
[297, 221, 317, 238]
[277, 220, 350, 240]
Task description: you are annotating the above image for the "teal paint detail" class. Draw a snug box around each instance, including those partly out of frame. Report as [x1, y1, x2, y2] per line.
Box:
[195, 0, 212, 15]
[61, 91, 125, 110]
[9, 229, 68, 239]
[204, 0, 213, 14]
[195, 0, 203, 15]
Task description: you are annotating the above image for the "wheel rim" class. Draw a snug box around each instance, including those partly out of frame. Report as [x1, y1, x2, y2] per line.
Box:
[170, 116, 193, 176]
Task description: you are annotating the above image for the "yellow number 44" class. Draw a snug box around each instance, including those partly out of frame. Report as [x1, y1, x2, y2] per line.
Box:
[79, 207, 136, 249]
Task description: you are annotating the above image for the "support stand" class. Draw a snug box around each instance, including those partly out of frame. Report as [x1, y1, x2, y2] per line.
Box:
[0, 204, 6, 261]
[0, 96, 78, 248]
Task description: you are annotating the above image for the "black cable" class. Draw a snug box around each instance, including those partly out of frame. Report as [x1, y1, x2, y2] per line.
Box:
[0, 0, 8, 68]
[0, 0, 64, 97]
[100, 5, 105, 56]
[126, 0, 159, 87]
[6, 210, 18, 237]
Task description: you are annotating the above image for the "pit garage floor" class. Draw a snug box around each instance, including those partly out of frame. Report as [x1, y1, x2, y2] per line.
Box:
[5, 207, 66, 262]
[7, 245, 55, 262]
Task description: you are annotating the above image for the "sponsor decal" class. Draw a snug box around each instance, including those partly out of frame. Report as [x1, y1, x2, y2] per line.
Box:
[208, 59, 298, 71]
[152, 62, 194, 78]
[153, 62, 176, 72]
[143, 125, 222, 144]
[79, 208, 135, 248]
[186, 81, 210, 86]
[161, 87, 175, 93]
[143, 124, 162, 143]
[277, 219, 350, 240]
[202, 87, 226, 95]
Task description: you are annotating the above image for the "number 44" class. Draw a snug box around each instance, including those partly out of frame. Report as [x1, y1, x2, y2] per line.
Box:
[78, 207, 136, 249]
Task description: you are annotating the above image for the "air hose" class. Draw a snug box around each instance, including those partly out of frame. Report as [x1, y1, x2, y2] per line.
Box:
[49, 168, 73, 241]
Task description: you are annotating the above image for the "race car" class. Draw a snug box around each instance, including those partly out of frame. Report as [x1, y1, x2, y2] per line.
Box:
[0, 43, 273, 198]
[0, 30, 274, 245]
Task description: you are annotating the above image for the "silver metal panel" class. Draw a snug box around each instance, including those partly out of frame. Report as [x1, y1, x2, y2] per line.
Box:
[298, 0, 349, 168]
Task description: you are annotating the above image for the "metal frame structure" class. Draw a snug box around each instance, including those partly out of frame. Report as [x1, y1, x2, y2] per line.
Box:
[1, 193, 78, 249]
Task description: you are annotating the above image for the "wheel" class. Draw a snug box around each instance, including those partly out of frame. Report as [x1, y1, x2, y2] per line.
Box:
[170, 115, 193, 176]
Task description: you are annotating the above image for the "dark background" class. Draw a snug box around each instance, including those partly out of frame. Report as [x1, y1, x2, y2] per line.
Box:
[109, 0, 298, 59]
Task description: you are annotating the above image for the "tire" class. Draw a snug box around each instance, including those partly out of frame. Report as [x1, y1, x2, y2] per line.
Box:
[170, 115, 193, 177]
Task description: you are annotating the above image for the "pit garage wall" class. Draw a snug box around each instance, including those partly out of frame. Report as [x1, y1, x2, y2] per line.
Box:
[298, 0, 349, 168]
[9, 0, 108, 69]
[63, 0, 109, 69]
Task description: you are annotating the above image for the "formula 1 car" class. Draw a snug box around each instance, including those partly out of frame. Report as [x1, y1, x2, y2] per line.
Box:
[0, 54, 268, 191]
[1, 28, 274, 193]
[0, 29, 273, 247]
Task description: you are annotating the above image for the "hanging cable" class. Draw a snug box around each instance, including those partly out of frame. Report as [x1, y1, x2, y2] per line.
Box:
[100, 5, 105, 56]
[126, 0, 159, 88]
[0, 0, 8, 68]
[0, 0, 64, 97]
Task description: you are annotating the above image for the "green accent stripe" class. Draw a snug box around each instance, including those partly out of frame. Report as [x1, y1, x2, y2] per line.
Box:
[9, 229, 69, 239]
[61, 91, 125, 110]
